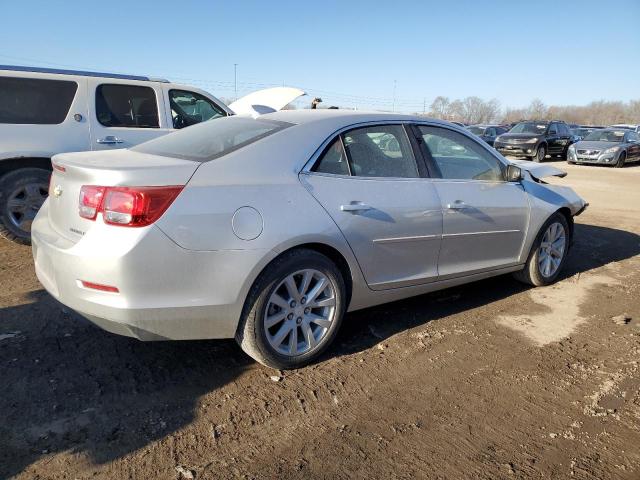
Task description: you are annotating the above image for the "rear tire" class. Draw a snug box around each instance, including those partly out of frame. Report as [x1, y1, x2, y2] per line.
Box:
[235, 249, 347, 369]
[614, 151, 626, 168]
[513, 212, 570, 287]
[0, 168, 50, 245]
[533, 144, 546, 163]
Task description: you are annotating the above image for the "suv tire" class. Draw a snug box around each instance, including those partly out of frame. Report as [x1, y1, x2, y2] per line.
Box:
[533, 144, 546, 163]
[0, 168, 50, 245]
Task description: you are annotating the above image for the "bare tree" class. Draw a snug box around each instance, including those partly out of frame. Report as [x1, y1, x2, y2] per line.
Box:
[429, 96, 450, 119]
[527, 98, 548, 120]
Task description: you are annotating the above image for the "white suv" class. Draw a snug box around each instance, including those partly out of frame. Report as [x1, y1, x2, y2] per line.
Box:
[0, 65, 302, 243]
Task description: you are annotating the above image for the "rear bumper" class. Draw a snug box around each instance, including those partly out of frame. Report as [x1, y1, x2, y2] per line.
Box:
[31, 201, 271, 341]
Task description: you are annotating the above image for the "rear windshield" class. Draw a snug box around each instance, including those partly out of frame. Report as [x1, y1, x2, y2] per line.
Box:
[583, 130, 625, 142]
[133, 117, 292, 161]
[0, 76, 78, 124]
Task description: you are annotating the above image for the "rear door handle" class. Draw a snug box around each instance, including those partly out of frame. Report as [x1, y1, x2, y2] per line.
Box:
[97, 136, 124, 145]
[341, 202, 372, 213]
[447, 200, 467, 210]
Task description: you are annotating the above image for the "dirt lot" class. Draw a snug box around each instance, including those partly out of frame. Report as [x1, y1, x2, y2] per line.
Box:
[1, 162, 639, 479]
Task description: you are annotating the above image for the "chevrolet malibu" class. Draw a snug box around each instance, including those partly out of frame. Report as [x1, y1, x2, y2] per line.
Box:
[32, 111, 588, 369]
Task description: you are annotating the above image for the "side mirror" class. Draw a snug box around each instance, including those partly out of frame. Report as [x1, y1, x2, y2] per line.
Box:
[506, 164, 523, 182]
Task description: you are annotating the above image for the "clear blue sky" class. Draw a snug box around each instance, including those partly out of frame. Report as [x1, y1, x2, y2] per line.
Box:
[1, 0, 638, 112]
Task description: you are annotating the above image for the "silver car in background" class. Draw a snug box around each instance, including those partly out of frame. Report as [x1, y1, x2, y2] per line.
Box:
[568, 128, 640, 167]
[32, 111, 587, 369]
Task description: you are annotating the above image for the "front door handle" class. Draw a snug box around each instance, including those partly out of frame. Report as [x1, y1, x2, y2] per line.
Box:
[447, 200, 467, 210]
[97, 136, 124, 145]
[341, 202, 372, 213]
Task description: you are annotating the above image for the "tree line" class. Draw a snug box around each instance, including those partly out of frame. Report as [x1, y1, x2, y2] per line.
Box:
[421, 96, 640, 126]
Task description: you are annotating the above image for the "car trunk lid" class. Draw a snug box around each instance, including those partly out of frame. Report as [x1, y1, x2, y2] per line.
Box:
[48, 149, 198, 243]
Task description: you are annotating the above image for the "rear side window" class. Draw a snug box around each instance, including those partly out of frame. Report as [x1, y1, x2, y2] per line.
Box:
[0, 76, 77, 124]
[314, 137, 350, 175]
[133, 116, 291, 161]
[96, 84, 159, 128]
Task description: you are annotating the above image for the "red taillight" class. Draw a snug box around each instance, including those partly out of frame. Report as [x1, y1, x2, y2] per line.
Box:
[79, 185, 106, 220]
[78, 185, 183, 227]
[80, 280, 119, 293]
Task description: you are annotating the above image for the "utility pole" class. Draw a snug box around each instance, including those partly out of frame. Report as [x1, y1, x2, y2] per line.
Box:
[392, 80, 397, 112]
[234, 63, 238, 101]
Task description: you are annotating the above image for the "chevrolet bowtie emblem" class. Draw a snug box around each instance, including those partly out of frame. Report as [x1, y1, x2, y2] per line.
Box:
[53, 185, 63, 197]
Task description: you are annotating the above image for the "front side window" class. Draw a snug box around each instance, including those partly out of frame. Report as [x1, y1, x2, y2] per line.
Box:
[169, 89, 226, 129]
[0, 76, 77, 124]
[548, 124, 558, 135]
[341, 125, 419, 178]
[96, 84, 159, 128]
[133, 116, 290, 162]
[418, 126, 504, 181]
[628, 132, 639, 142]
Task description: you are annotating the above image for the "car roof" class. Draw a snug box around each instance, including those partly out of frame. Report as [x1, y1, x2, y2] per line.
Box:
[260, 109, 455, 130]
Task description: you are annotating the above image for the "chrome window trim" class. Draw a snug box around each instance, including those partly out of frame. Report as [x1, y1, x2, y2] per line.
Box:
[302, 120, 511, 181]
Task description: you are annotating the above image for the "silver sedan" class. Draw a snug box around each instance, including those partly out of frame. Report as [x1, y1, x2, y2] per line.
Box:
[32, 111, 588, 369]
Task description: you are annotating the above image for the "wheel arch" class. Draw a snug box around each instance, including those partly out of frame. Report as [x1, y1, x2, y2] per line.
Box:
[555, 207, 574, 244]
[0, 157, 52, 179]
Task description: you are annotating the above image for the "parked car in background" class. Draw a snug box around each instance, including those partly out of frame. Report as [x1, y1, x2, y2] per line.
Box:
[608, 124, 640, 133]
[0, 65, 304, 243]
[494, 120, 576, 162]
[33, 111, 587, 369]
[570, 126, 600, 139]
[567, 128, 640, 167]
[466, 124, 509, 146]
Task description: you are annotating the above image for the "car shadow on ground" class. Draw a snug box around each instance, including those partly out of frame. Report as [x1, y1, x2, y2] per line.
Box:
[0, 223, 638, 478]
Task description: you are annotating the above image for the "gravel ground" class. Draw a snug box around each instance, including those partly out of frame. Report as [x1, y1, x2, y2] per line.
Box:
[1, 162, 639, 479]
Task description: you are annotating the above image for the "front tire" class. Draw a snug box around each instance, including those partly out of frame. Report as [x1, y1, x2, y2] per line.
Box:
[614, 151, 626, 168]
[514, 212, 570, 287]
[0, 168, 50, 245]
[236, 249, 347, 369]
[533, 144, 546, 163]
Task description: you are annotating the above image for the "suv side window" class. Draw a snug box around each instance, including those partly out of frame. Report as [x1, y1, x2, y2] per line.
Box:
[548, 123, 558, 135]
[486, 127, 496, 136]
[417, 125, 505, 181]
[0, 76, 78, 125]
[341, 125, 419, 178]
[558, 123, 569, 136]
[169, 89, 226, 129]
[96, 84, 159, 128]
[628, 132, 639, 142]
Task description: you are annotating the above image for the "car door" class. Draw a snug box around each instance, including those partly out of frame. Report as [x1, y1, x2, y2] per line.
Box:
[414, 124, 529, 279]
[484, 127, 497, 146]
[546, 123, 562, 155]
[88, 79, 173, 150]
[626, 132, 640, 160]
[301, 123, 443, 290]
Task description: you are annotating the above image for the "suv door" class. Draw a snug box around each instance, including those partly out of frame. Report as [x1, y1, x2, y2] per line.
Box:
[88, 79, 173, 150]
[546, 123, 562, 155]
[164, 88, 228, 129]
[414, 124, 528, 278]
[301, 124, 443, 290]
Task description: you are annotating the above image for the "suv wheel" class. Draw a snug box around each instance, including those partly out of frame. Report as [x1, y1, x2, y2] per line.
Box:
[533, 144, 546, 163]
[0, 168, 50, 245]
[236, 249, 347, 369]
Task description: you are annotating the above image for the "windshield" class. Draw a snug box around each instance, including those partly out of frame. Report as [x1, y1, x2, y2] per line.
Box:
[467, 126, 485, 135]
[583, 130, 626, 142]
[133, 117, 291, 161]
[509, 122, 547, 134]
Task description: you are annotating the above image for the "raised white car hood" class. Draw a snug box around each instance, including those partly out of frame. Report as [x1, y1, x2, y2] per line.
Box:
[512, 160, 567, 180]
[229, 87, 306, 117]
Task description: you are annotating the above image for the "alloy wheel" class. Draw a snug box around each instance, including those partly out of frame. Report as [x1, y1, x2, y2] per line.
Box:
[264, 269, 337, 356]
[538, 222, 566, 278]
